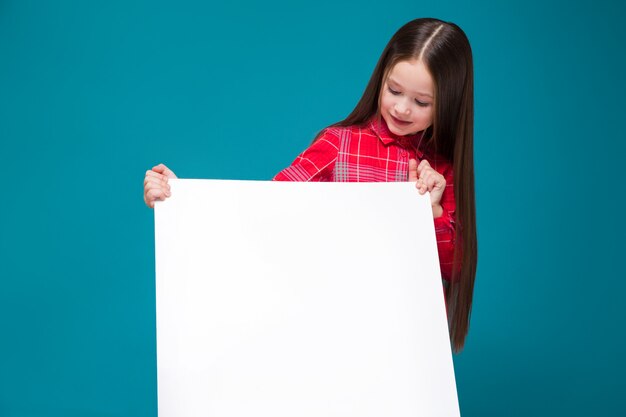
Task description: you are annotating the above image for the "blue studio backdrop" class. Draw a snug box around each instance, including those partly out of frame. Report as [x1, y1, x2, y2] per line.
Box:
[1, 1, 625, 416]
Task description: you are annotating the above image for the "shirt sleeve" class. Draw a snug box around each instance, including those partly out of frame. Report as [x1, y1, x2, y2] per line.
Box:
[433, 164, 460, 283]
[273, 128, 340, 182]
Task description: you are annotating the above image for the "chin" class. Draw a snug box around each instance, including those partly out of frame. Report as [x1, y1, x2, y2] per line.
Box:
[389, 124, 412, 136]
[389, 127, 405, 136]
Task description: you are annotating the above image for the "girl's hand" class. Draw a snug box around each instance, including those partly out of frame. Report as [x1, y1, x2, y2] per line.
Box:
[144, 163, 177, 208]
[409, 159, 446, 218]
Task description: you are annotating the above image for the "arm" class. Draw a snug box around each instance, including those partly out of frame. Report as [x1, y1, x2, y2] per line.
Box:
[412, 158, 458, 283]
[433, 177, 457, 283]
[273, 129, 340, 182]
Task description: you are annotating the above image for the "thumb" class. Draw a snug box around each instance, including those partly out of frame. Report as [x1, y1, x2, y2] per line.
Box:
[408, 158, 418, 181]
[153, 163, 178, 179]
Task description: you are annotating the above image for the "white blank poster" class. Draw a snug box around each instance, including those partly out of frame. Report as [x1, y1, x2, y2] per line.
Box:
[154, 179, 459, 417]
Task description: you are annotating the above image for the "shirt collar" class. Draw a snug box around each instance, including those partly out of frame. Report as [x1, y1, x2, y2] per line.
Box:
[368, 115, 426, 159]
[370, 115, 427, 158]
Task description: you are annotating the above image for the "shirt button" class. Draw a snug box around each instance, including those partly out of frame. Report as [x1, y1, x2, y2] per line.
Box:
[400, 150, 407, 157]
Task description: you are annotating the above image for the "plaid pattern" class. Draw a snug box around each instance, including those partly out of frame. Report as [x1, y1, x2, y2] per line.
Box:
[274, 116, 458, 282]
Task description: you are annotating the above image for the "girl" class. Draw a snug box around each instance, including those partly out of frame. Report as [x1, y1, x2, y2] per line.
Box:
[143, 18, 477, 352]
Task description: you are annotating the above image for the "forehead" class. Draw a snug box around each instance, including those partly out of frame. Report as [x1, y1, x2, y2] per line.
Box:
[385, 60, 434, 97]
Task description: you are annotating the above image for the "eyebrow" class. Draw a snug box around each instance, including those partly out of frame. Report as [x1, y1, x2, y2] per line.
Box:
[388, 77, 433, 99]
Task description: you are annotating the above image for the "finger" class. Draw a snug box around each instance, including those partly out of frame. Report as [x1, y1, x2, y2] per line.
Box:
[153, 163, 178, 179]
[416, 159, 431, 177]
[143, 184, 172, 197]
[144, 175, 169, 188]
[425, 171, 445, 190]
[408, 159, 419, 181]
[418, 166, 432, 180]
[426, 175, 437, 191]
[146, 188, 169, 203]
[415, 179, 426, 194]
[144, 186, 171, 203]
[151, 164, 167, 174]
[146, 170, 168, 182]
[145, 179, 171, 194]
[144, 192, 156, 208]
[144, 176, 170, 189]
[431, 174, 445, 191]
[145, 182, 172, 198]
[419, 169, 435, 188]
[144, 194, 154, 208]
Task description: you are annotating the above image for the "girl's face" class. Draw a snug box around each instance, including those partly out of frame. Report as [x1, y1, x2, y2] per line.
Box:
[379, 59, 435, 136]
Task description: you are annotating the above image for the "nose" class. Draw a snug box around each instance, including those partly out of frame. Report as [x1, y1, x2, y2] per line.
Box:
[395, 98, 411, 116]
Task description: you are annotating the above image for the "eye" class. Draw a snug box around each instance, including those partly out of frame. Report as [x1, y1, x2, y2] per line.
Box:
[415, 99, 430, 107]
[388, 86, 400, 95]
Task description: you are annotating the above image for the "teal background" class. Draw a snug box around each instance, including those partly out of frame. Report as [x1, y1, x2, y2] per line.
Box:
[1, 0, 625, 416]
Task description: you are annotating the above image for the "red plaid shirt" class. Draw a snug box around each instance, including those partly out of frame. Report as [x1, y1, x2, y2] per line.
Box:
[274, 116, 458, 282]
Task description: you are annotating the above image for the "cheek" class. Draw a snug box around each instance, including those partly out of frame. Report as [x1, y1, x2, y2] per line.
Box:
[379, 93, 388, 109]
[380, 92, 395, 111]
[416, 108, 434, 125]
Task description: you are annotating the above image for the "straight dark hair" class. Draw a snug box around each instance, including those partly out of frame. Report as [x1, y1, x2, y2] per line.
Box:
[319, 18, 477, 352]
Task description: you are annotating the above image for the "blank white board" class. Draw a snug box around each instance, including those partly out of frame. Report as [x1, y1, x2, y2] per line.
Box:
[155, 179, 459, 417]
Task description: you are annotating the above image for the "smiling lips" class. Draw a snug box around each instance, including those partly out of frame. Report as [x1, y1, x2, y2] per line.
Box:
[391, 114, 411, 126]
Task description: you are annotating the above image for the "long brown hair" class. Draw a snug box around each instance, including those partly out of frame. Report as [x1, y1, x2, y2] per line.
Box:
[322, 18, 477, 352]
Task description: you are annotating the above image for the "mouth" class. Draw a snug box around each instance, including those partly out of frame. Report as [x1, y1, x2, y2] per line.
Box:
[390, 114, 411, 126]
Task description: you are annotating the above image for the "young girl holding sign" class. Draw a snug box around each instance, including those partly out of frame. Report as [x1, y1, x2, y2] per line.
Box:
[144, 18, 477, 351]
